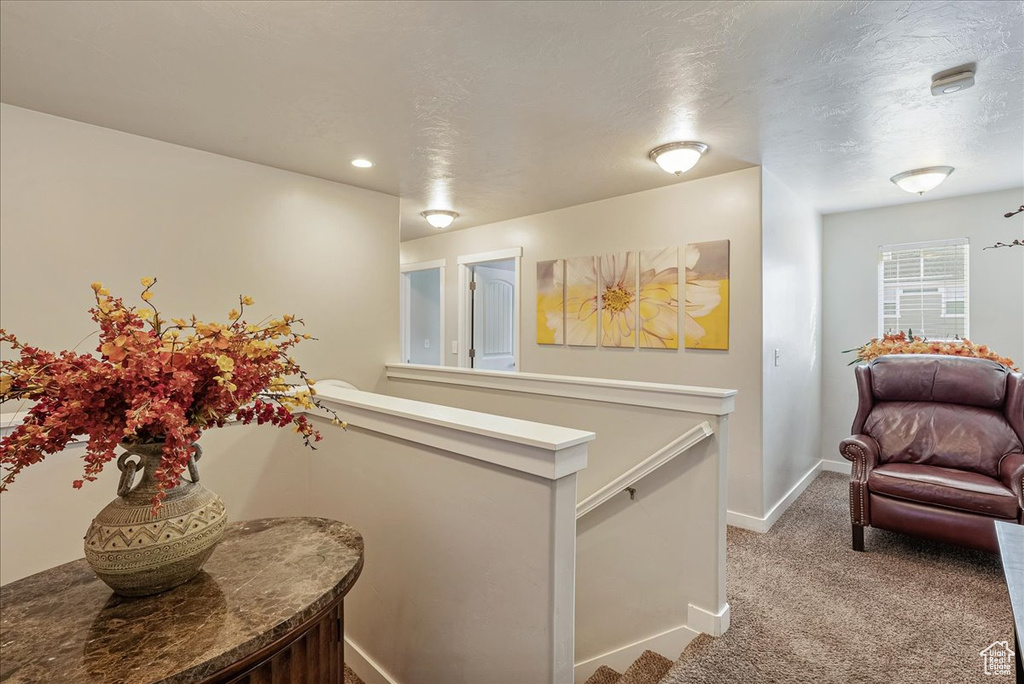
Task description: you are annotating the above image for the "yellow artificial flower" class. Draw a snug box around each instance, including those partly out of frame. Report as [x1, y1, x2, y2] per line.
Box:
[140, 277, 155, 287]
[216, 355, 235, 372]
[241, 296, 254, 306]
[141, 291, 154, 301]
[136, 308, 154, 320]
[90, 281, 103, 292]
[228, 309, 240, 320]
[171, 318, 188, 327]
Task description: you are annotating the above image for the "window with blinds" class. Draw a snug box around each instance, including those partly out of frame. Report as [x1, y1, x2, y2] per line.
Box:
[878, 238, 969, 340]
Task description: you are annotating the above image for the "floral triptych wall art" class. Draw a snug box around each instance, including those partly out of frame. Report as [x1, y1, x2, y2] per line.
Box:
[535, 240, 729, 351]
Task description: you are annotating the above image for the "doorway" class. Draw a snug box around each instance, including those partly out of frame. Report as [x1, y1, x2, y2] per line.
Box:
[400, 260, 445, 366]
[456, 248, 522, 371]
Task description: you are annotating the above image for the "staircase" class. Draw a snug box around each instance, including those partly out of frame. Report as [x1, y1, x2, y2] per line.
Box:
[583, 650, 674, 684]
[583, 634, 717, 684]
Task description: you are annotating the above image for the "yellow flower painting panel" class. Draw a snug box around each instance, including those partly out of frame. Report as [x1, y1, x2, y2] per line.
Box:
[565, 256, 599, 346]
[536, 259, 564, 345]
[684, 240, 730, 350]
[638, 247, 679, 349]
[600, 252, 637, 348]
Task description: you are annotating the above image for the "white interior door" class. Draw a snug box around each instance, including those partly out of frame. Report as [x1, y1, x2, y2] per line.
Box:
[471, 261, 516, 371]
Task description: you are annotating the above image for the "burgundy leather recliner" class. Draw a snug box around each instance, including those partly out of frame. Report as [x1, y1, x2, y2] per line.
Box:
[840, 354, 1024, 553]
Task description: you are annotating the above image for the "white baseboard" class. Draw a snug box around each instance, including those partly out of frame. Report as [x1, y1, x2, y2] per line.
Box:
[727, 459, 826, 533]
[820, 459, 850, 474]
[687, 602, 730, 636]
[573, 622, 700, 683]
[345, 636, 402, 684]
[725, 508, 770, 532]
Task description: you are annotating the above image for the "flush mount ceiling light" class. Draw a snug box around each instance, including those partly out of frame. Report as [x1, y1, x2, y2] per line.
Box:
[421, 210, 459, 229]
[649, 141, 709, 175]
[890, 166, 955, 195]
[351, 158, 374, 168]
[931, 68, 975, 96]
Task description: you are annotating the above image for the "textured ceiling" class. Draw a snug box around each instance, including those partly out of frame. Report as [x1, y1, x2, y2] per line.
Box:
[1, 1, 1021, 241]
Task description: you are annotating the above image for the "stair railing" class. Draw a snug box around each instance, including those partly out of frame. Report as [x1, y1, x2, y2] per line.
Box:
[575, 421, 714, 519]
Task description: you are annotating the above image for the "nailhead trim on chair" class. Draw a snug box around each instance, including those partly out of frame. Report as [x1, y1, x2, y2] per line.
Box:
[843, 444, 868, 526]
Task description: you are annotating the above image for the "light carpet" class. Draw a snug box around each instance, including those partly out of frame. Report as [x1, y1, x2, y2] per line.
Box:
[661, 472, 1015, 684]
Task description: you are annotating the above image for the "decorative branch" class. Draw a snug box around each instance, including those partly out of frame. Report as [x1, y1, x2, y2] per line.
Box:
[985, 205, 1023, 250]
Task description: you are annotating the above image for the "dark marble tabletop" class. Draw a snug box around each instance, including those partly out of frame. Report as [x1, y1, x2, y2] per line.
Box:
[0, 517, 364, 683]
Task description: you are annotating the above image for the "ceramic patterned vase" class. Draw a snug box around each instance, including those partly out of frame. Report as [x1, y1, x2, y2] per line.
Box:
[83, 441, 227, 597]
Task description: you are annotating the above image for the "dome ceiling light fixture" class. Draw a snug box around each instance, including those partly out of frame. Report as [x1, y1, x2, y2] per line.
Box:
[421, 210, 459, 229]
[890, 166, 955, 195]
[351, 158, 374, 168]
[648, 141, 709, 176]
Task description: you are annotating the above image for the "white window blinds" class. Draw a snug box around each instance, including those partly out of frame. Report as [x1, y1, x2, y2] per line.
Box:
[878, 238, 969, 340]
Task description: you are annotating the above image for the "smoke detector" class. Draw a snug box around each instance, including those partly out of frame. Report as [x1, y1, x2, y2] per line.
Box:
[931, 67, 975, 96]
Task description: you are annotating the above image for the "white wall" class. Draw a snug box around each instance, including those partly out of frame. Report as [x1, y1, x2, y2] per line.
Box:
[0, 104, 400, 391]
[0, 104, 399, 580]
[400, 168, 765, 517]
[0, 424, 308, 584]
[821, 187, 1024, 463]
[760, 170, 823, 516]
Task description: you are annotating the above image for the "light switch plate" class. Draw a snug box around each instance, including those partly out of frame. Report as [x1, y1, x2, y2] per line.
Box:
[451, 341, 458, 355]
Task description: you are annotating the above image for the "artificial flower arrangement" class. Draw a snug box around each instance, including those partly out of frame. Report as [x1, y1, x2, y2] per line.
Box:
[0, 278, 344, 510]
[844, 331, 1018, 371]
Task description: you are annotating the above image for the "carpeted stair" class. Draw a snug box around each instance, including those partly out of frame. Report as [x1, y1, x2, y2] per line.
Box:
[344, 664, 364, 684]
[584, 650, 674, 684]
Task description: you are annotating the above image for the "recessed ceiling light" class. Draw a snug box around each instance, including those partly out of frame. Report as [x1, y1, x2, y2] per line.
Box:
[649, 141, 709, 175]
[890, 166, 955, 195]
[421, 210, 459, 229]
[351, 158, 374, 168]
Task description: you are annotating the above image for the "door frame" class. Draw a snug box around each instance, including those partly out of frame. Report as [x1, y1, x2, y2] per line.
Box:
[456, 247, 523, 370]
[399, 259, 446, 365]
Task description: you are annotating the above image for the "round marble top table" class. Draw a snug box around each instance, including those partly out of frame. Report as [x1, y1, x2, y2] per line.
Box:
[0, 517, 364, 683]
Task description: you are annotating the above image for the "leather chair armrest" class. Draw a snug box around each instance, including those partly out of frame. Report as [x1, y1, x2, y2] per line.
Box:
[840, 434, 880, 479]
[840, 434, 880, 527]
[999, 453, 1024, 510]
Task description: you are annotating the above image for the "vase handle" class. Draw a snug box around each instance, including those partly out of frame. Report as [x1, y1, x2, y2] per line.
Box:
[186, 444, 203, 483]
[116, 451, 140, 498]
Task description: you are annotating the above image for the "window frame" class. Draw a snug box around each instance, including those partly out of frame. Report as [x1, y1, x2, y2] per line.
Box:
[877, 238, 970, 339]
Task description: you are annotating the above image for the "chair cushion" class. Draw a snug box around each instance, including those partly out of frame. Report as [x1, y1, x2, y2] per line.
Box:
[868, 463, 1019, 519]
[865, 401, 1022, 478]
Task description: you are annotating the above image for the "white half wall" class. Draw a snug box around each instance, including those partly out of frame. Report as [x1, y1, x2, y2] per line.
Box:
[308, 422, 579, 684]
[760, 169, 823, 520]
[821, 187, 1024, 462]
[384, 369, 730, 678]
[400, 167, 766, 518]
